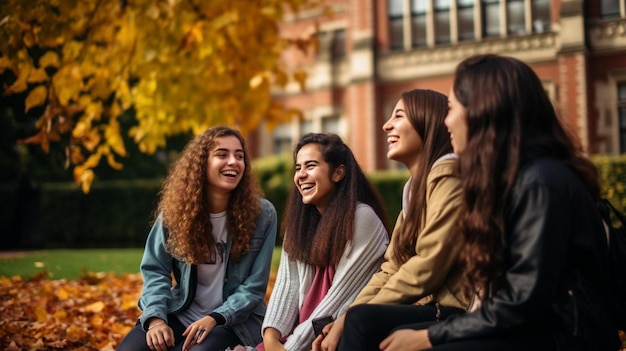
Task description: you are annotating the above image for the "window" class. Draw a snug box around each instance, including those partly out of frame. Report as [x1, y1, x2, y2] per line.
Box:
[389, 0, 405, 50]
[322, 115, 341, 134]
[482, 0, 501, 37]
[601, 0, 622, 19]
[387, 0, 550, 49]
[332, 29, 346, 59]
[434, 0, 451, 44]
[458, 0, 475, 41]
[411, 0, 428, 47]
[507, 0, 525, 34]
[299, 119, 314, 136]
[619, 83, 626, 152]
[273, 124, 293, 154]
[532, 0, 551, 32]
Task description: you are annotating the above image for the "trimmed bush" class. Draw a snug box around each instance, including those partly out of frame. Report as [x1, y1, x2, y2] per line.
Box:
[1, 154, 624, 249]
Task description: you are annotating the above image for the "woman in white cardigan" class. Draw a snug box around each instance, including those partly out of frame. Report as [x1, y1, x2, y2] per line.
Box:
[258, 133, 390, 351]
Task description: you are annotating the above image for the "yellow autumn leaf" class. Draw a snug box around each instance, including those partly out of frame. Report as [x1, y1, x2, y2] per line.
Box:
[79, 169, 95, 194]
[24, 85, 48, 112]
[121, 293, 138, 310]
[85, 301, 104, 313]
[293, 70, 308, 91]
[273, 69, 289, 88]
[85, 101, 104, 121]
[8, 76, 28, 94]
[65, 324, 86, 342]
[105, 122, 128, 157]
[72, 120, 90, 138]
[90, 314, 104, 327]
[34, 306, 48, 322]
[105, 150, 124, 170]
[249, 72, 269, 89]
[0, 276, 12, 288]
[82, 129, 102, 151]
[56, 287, 69, 300]
[0, 56, 12, 72]
[39, 51, 60, 68]
[53, 310, 68, 319]
[190, 21, 205, 44]
[27, 67, 49, 83]
[23, 31, 35, 48]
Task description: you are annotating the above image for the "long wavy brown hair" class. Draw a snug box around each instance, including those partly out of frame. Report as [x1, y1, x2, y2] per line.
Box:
[452, 54, 601, 294]
[281, 133, 390, 267]
[392, 89, 454, 265]
[156, 126, 263, 264]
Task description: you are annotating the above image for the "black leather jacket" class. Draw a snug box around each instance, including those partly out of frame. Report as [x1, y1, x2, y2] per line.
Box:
[428, 157, 620, 350]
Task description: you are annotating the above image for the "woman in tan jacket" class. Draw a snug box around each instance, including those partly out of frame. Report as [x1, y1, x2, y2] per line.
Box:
[313, 89, 469, 351]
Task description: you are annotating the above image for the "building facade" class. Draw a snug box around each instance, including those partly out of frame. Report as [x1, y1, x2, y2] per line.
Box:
[254, 0, 626, 171]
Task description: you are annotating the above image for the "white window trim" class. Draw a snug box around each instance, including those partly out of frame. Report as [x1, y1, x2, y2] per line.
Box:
[391, 0, 550, 50]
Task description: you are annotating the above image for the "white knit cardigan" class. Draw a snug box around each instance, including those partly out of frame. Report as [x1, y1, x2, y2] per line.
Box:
[261, 203, 389, 351]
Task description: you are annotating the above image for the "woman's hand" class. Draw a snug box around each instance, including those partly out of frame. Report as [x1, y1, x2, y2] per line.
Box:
[380, 329, 431, 351]
[263, 327, 287, 351]
[182, 315, 217, 351]
[145, 318, 174, 351]
[313, 314, 344, 351]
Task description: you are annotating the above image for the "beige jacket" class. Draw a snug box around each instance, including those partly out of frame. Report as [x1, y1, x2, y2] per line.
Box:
[351, 157, 468, 310]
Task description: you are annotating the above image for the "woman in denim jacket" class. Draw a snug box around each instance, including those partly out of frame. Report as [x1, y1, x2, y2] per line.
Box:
[117, 126, 277, 351]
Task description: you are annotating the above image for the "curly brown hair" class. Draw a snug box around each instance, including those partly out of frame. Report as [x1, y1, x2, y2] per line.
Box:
[156, 126, 263, 264]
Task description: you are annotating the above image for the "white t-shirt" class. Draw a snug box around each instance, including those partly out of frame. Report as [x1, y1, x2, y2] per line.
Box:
[176, 212, 228, 326]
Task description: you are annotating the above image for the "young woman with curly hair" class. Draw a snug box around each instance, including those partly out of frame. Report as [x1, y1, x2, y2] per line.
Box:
[316, 89, 469, 351]
[258, 133, 390, 351]
[117, 126, 278, 351]
[342, 55, 621, 351]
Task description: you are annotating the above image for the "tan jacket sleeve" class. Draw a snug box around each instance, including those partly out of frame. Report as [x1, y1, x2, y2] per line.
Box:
[352, 160, 464, 306]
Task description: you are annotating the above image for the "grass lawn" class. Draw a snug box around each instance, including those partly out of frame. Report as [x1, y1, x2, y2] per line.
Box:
[0, 247, 283, 280]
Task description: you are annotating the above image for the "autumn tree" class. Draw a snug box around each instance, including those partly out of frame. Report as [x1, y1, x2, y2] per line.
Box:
[0, 0, 317, 192]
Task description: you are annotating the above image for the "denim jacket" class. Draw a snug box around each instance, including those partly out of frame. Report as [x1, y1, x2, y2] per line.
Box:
[137, 198, 277, 346]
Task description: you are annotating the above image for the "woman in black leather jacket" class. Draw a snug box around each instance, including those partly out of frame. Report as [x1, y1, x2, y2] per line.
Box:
[339, 54, 621, 350]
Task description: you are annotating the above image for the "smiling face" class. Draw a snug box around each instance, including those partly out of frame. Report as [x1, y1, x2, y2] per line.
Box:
[293, 143, 344, 213]
[206, 135, 245, 195]
[445, 88, 469, 153]
[382, 98, 423, 173]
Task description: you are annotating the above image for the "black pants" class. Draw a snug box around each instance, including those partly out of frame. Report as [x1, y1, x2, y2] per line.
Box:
[116, 315, 242, 351]
[338, 304, 464, 351]
[338, 304, 557, 351]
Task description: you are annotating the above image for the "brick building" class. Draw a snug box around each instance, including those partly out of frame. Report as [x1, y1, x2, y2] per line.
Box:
[252, 0, 626, 171]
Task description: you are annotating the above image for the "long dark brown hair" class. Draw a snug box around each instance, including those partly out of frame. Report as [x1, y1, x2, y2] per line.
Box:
[281, 133, 390, 266]
[453, 54, 601, 293]
[157, 126, 263, 264]
[392, 89, 454, 265]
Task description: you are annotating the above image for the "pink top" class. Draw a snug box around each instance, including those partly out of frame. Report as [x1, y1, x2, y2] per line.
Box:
[299, 265, 335, 323]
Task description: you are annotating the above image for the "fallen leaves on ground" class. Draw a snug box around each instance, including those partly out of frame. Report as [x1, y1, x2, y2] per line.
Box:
[0, 270, 277, 350]
[2, 270, 620, 350]
[0, 271, 142, 350]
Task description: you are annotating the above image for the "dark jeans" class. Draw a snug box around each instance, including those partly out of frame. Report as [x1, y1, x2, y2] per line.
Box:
[116, 315, 242, 351]
[338, 304, 557, 351]
[338, 304, 464, 351]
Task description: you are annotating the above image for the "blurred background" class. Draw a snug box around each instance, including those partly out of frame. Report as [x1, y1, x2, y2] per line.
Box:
[1, 0, 626, 251]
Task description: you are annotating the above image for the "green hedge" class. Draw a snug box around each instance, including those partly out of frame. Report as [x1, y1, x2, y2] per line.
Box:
[0, 179, 161, 249]
[1, 154, 624, 249]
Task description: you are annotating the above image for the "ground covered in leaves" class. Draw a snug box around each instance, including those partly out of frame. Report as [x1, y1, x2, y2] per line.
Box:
[0, 271, 142, 350]
[0, 271, 622, 350]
